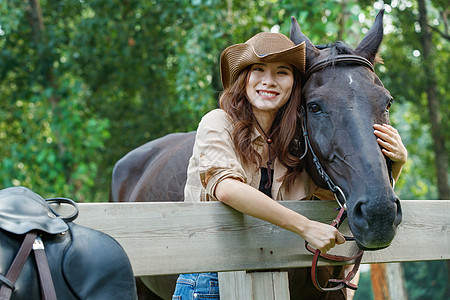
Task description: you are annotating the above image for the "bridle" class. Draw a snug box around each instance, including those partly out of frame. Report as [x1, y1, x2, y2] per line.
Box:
[300, 54, 390, 292]
[300, 105, 364, 291]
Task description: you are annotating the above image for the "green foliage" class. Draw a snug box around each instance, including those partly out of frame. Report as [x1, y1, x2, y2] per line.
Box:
[353, 268, 374, 300]
[380, 0, 449, 199]
[0, 2, 447, 202]
[0, 4, 447, 196]
[0, 74, 109, 201]
[403, 261, 449, 299]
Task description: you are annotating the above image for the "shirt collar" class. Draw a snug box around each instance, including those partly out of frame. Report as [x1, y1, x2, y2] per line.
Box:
[251, 125, 265, 146]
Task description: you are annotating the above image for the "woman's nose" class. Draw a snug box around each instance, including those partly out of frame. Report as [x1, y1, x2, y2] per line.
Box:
[262, 73, 277, 86]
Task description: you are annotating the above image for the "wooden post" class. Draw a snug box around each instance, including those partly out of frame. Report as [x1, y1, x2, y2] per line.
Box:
[386, 263, 407, 300]
[218, 271, 290, 300]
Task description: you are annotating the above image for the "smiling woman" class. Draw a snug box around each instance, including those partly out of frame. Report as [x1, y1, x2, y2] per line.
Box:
[173, 32, 350, 300]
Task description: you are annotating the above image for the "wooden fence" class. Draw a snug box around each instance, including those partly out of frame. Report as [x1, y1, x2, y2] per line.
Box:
[73, 200, 449, 299]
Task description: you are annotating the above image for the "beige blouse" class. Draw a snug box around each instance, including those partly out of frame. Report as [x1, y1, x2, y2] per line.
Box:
[184, 109, 334, 202]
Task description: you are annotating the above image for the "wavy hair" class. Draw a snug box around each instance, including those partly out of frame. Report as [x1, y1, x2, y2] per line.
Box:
[219, 65, 303, 189]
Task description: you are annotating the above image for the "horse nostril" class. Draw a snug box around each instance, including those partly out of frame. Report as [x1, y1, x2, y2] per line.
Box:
[351, 201, 368, 230]
[394, 197, 402, 226]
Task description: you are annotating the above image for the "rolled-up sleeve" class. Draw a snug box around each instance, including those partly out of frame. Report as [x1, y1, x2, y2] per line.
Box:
[194, 109, 247, 200]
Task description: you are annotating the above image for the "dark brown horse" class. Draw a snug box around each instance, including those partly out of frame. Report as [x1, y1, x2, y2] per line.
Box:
[111, 9, 401, 300]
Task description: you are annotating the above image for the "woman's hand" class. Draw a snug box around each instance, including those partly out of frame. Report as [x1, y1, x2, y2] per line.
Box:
[374, 124, 407, 182]
[374, 124, 407, 164]
[302, 220, 346, 253]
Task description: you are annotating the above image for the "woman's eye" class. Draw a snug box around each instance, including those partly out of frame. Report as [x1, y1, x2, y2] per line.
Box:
[308, 103, 321, 113]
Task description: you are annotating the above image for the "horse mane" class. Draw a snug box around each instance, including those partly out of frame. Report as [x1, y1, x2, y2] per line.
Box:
[315, 41, 355, 55]
[315, 42, 383, 64]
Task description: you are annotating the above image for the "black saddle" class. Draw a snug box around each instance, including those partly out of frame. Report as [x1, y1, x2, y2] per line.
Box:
[0, 186, 137, 300]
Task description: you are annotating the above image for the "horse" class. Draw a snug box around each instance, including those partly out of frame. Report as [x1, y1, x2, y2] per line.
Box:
[111, 9, 402, 300]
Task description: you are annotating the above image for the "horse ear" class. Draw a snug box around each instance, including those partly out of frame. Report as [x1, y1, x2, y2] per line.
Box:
[290, 16, 319, 69]
[355, 9, 385, 63]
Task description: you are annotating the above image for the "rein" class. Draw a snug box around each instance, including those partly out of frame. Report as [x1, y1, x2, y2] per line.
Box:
[300, 54, 378, 292]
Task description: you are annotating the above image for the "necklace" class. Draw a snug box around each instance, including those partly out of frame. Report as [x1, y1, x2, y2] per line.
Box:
[253, 116, 279, 189]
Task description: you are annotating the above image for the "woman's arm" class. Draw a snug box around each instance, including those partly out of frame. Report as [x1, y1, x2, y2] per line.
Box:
[374, 124, 408, 183]
[215, 178, 345, 253]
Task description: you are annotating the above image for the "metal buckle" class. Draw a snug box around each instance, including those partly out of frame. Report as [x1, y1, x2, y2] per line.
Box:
[33, 236, 45, 250]
[333, 186, 347, 210]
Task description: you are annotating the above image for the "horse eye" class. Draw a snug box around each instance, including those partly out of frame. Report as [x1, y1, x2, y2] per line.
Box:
[386, 99, 394, 111]
[308, 103, 321, 113]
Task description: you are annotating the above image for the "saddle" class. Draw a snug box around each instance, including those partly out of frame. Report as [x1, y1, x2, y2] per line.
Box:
[0, 186, 137, 300]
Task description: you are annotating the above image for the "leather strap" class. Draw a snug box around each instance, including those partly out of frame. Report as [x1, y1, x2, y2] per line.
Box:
[33, 236, 57, 300]
[305, 207, 364, 292]
[0, 232, 57, 300]
[0, 231, 37, 300]
[46, 197, 79, 222]
[310, 246, 363, 291]
[0, 276, 14, 290]
[304, 55, 375, 83]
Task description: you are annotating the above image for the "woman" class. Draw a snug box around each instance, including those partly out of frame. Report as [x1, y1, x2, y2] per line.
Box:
[173, 32, 407, 300]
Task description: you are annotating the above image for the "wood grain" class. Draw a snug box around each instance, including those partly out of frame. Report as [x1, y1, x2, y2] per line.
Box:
[74, 200, 450, 276]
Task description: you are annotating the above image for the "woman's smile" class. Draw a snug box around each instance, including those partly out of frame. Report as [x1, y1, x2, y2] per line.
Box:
[257, 90, 280, 99]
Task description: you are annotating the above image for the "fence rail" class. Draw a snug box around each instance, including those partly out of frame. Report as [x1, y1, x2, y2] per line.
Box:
[73, 200, 449, 277]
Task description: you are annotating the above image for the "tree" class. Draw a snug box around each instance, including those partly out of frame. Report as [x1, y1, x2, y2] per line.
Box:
[379, 0, 449, 200]
[417, 0, 449, 200]
[0, 0, 110, 201]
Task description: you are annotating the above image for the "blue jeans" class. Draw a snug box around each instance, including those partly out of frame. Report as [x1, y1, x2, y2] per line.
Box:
[172, 272, 219, 299]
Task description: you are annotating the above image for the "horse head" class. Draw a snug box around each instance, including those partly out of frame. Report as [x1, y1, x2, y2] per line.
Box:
[290, 10, 402, 250]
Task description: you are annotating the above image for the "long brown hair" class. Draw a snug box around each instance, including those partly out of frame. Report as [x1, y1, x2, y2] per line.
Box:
[219, 65, 303, 188]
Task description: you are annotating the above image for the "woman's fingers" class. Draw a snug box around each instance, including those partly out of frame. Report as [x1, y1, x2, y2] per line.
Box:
[336, 232, 346, 245]
[305, 221, 346, 253]
[374, 124, 407, 163]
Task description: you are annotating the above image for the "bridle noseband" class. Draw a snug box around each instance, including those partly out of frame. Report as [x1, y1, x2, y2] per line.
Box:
[300, 54, 391, 292]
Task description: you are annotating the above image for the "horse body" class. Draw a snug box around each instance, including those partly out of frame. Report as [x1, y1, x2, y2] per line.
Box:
[111, 131, 195, 203]
[111, 10, 401, 299]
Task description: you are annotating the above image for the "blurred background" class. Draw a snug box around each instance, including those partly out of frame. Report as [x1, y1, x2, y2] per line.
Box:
[0, 0, 448, 299]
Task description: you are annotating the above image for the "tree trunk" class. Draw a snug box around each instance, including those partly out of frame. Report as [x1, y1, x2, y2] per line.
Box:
[25, 0, 67, 172]
[371, 264, 390, 300]
[26, 0, 45, 44]
[25, 0, 59, 106]
[371, 263, 408, 300]
[337, 0, 349, 41]
[417, 0, 450, 201]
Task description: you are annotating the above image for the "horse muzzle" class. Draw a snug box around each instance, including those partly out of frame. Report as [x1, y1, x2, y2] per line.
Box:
[347, 194, 402, 250]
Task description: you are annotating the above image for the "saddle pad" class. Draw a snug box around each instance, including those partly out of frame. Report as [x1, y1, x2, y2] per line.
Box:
[0, 187, 68, 235]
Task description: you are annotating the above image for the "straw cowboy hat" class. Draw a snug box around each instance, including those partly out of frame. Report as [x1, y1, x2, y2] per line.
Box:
[220, 32, 306, 89]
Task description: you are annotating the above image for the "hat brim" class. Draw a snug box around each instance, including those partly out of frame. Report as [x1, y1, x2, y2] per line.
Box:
[220, 41, 306, 89]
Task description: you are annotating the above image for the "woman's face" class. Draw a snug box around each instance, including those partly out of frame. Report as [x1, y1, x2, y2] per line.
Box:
[245, 62, 294, 116]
